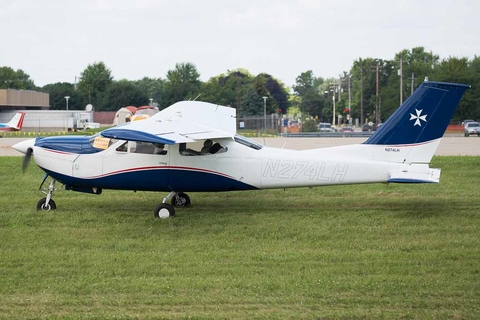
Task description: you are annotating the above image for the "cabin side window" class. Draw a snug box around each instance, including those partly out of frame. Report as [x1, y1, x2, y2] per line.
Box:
[179, 139, 227, 156]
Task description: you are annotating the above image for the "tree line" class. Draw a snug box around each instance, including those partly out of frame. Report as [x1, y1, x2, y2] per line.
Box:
[1, 46, 479, 123]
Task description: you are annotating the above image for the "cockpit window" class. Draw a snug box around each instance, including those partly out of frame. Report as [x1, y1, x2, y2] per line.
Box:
[234, 134, 263, 150]
[115, 141, 168, 155]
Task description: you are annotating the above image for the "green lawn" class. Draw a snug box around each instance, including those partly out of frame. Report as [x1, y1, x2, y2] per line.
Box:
[0, 156, 479, 319]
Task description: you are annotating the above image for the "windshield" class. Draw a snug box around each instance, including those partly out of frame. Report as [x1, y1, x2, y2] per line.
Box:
[89, 132, 119, 150]
[468, 123, 479, 128]
[234, 134, 263, 150]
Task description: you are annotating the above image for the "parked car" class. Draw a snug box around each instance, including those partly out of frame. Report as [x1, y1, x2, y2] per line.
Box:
[464, 121, 480, 137]
[318, 123, 333, 132]
[362, 124, 372, 132]
[339, 126, 354, 133]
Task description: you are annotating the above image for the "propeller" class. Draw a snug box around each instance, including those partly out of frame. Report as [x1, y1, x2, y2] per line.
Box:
[22, 147, 33, 173]
[12, 138, 36, 173]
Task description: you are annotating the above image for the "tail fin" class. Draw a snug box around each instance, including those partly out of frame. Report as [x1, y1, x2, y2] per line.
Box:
[365, 81, 469, 145]
[6, 112, 26, 130]
[360, 81, 468, 184]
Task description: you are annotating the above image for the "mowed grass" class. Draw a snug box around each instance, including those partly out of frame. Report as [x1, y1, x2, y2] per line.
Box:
[0, 156, 479, 319]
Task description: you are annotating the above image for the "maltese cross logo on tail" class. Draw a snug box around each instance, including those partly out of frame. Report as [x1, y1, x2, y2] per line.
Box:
[409, 108, 427, 127]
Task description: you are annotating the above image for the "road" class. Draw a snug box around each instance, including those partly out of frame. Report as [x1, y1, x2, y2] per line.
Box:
[1, 136, 479, 156]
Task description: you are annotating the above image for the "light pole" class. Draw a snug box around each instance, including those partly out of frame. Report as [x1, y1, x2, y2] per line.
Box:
[64, 96, 70, 111]
[332, 93, 336, 126]
[262, 96, 268, 135]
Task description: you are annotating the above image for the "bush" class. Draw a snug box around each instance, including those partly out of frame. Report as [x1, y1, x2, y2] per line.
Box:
[301, 119, 318, 132]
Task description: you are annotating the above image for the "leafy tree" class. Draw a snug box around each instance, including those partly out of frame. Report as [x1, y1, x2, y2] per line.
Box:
[258, 73, 290, 113]
[77, 62, 113, 110]
[0, 66, 36, 90]
[200, 70, 255, 121]
[163, 62, 201, 105]
[242, 87, 264, 116]
[293, 70, 324, 119]
[434, 57, 474, 121]
[42, 82, 86, 110]
[101, 80, 149, 111]
[133, 77, 166, 109]
[463, 55, 480, 120]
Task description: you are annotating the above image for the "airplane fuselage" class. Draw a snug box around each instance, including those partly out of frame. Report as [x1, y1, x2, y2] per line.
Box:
[31, 135, 436, 195]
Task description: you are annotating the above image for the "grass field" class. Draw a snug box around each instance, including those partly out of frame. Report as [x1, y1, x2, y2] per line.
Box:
[0, 156, 479, 319]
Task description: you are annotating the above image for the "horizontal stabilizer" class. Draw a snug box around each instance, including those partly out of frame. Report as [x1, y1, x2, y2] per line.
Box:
[388, 168, 441, 184]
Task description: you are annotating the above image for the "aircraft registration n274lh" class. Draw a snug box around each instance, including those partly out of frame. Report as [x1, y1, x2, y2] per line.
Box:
[13, 81, 469, 218]
[0, 112, 26, 131]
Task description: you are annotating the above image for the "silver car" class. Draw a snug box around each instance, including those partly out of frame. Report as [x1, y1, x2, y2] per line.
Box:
[464, 121, 480, 137]
[318, 123, 333, 132]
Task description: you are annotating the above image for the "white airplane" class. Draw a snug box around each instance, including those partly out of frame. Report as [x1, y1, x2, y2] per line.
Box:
[0, 112, 26, 132]
[13, 81, 469, 218]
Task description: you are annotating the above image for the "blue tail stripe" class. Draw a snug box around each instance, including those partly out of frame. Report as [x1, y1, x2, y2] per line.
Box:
[364, 81, 469, 145]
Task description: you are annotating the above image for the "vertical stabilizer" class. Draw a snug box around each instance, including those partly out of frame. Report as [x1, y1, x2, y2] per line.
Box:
[364, 82, 469, 146]
[6, 112, 26, 130]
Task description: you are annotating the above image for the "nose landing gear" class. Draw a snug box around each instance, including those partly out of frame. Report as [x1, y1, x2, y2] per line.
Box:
[37, 178, 58, 211]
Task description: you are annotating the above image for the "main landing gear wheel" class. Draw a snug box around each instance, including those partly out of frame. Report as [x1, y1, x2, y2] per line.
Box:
[154, 203, 175, 218]
[37, 198, 56, 211]
[171, 192, 191, 208]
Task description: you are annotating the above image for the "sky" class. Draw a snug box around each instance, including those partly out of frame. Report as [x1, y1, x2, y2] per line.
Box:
[1, 0, 479, 89]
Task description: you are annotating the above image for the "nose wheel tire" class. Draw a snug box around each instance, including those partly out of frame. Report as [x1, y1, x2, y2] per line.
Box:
[37, 198, 56, 211]
[154, 203, 175, 218]
[171, 192, 191, 208]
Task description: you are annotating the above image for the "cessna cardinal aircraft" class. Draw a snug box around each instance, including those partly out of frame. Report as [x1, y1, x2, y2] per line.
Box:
[0, 112, 26, 131]
[13, 81, 469, 218]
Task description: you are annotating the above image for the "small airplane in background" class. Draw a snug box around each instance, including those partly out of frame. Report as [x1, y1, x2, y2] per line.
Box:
[0, 112, 26, 131]
[13, 81, 469, 218]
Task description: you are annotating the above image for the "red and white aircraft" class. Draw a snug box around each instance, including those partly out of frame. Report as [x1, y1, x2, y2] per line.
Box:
[0, 112, 26, 131]
[13, 81, 469, 218]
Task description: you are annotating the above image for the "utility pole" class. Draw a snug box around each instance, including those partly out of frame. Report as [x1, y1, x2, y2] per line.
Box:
[409, 72, 415, 95]
[338, 78, 341, 102]
[348, 75, 351, 125]
[332, 92, 336, 126]
[360, 70, 364, 125]
[262, 96, 268, 135]
[398, 58, 403, 106]
[329, 83, 339, 126]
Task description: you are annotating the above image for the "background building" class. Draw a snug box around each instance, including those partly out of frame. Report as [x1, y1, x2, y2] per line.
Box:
[0, 89, 49, 111]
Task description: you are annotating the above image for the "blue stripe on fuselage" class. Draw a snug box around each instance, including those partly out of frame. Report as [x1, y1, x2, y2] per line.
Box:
[40, 166, 257, 192]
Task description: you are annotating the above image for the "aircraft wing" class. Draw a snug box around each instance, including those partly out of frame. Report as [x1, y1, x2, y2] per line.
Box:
[101, 101, 236, 144]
